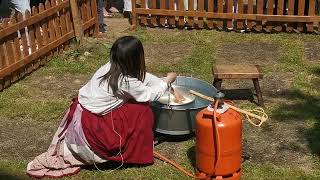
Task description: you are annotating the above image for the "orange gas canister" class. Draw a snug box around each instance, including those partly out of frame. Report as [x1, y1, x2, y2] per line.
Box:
[195, 102, 242, 180]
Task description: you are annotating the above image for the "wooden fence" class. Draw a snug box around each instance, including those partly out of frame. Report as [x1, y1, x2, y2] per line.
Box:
[0, 0, 98, 91]
[131, 0, 320, 32]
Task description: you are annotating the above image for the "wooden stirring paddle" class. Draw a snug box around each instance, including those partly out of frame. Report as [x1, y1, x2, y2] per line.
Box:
[169, 87, 186, 104]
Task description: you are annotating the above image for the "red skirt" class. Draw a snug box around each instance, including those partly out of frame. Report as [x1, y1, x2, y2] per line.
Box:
[81, 100, 154, 164]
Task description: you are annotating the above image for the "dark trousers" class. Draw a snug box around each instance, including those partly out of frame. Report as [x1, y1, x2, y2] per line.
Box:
[30, 0, 45, 8]
[97, 0, 106, 32]
[97, 0, 105, 26]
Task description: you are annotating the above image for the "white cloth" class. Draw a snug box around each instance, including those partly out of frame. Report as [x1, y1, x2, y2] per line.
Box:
[10, 0, 31, 14]
[184, 0, 197, 10]
[123, 0, 150, 11]
[26, 104, 105, 178]
[78, 62, 168, 115]
[123, 0, 132, 11]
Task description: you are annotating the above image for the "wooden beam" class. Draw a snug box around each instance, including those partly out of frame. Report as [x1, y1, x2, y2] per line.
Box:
[0, 31, 74, 78]
[131, 0, 137, 28]
[82, 18, 96, 31]
[135, 9, 320, 22]
[70, 0, 83, 41]
[0, 0, 69, 40]
[90, 0, 99, 36]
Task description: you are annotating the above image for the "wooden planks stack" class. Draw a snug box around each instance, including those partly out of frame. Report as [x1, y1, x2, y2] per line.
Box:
[132, 0, 320, 33]
[0, 0, 98, 91]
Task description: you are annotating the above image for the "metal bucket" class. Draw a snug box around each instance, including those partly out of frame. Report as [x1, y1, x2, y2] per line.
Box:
[152, 76, 218, 135]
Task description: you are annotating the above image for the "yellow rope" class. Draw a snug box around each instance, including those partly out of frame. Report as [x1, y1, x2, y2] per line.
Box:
[243, 107, 268, 127]
[189, 90, 268, 127]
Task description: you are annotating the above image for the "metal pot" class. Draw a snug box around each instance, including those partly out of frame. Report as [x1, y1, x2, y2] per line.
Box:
[152, 76, 218, 135]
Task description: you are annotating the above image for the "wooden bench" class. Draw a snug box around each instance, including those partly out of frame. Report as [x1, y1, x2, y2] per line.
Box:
[212, 65, 264, 106]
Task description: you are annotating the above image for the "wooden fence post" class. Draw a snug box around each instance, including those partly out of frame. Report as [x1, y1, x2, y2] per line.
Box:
[70, 0, 83, 42]
[131, 0, 137, 29]
[91, 0, 99, 35]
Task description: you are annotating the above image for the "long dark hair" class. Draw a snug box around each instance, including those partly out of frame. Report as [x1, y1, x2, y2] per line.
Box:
[100, 36, 146, 97]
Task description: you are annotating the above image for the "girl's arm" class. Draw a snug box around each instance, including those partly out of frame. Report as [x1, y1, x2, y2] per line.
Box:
[120, 77, 168, 102]
[120, 73, 177, 102]
[144, 72, 164, 87]
[144, 72, 177, 87]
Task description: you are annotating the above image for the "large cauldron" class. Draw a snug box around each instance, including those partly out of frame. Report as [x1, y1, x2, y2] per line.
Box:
[152, 76, 218, 135]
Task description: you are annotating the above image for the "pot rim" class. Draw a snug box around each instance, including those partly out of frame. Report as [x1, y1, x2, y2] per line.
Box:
[153, 76, 214, 110]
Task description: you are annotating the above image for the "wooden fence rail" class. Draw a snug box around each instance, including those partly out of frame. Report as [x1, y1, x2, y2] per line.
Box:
[0, 0, 98, 91]
[131, 0, 320, 32]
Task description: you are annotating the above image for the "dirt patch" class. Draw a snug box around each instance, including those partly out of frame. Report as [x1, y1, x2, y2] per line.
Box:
[0, 75, 90, 162]
[0, 117, 58, 161]
[304, 42, 320, 63]
[214, 41, 293, 105]
[215, 42, 281, 65]
[261, 72, 295, 104]
[0, 73, 92, 162]
[27, 73, 90, 100]
[243, 119, 315, 171]
[144, 42, 193, 66]
[96, 17, 132, 43]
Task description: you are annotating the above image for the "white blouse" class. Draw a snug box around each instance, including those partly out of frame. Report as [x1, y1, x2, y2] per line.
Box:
[78, 62, 168, 115]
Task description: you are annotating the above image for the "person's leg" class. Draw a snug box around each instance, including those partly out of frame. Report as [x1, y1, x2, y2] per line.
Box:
[0, 0, 11, 18]
[82, 102, 155, 164]
[103, 8, 112, 17]
[123, 0, 132, 12]
[10, 0, 30, 14]
[103, 0, 112, 18]
[109, 0, 123, 12]
[30, 0, 45, 8]
[97, 0, 106, 33]
[10, 0, 31, 53]
[123, 0, 132, 20]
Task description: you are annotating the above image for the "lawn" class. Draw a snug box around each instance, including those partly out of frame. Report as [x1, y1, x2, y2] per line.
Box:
[0, 18, 320, 180]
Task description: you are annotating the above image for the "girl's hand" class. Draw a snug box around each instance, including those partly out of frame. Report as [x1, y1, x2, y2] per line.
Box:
[164, 72, 177, 84]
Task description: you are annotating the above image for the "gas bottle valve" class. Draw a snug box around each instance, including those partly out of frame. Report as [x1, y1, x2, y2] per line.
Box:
[207, 91, 229, 114]
[215, 91, 225, 100]
[214, 91, 225, 109]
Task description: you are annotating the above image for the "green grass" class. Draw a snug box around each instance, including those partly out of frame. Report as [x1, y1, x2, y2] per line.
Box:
[1, 26, 320, 179]
[0, 39, 110, 122]
[41, 39, 110, 75]
[0, 161, 26, 180]
[155, 44, 215, 81]
[242, 163, 320, 180]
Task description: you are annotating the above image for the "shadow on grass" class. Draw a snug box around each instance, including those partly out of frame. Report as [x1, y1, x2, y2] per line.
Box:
[154, 132, 194, 146]
[270, 89, 319, 120]
[311, 67, 320, 88]
[270, 88, 320, 156]
[187, 146, 196, 168]
[0, 170, 25, 180]
[311, 67, 320, 76]
[220, 89, 256, 104]
[82, 133, 195, 171]
[82, 161, 152, 171]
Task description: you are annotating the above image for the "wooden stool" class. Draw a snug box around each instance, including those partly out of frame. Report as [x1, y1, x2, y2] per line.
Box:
[212, 65, 264, 106]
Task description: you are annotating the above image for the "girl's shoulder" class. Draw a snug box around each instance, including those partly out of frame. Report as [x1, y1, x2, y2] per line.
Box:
[93, 62, 111, 78]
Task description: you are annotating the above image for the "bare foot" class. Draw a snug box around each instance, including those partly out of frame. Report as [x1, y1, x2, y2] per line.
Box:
[109, 7, 119, 13]
[103, 9, 112, 18]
